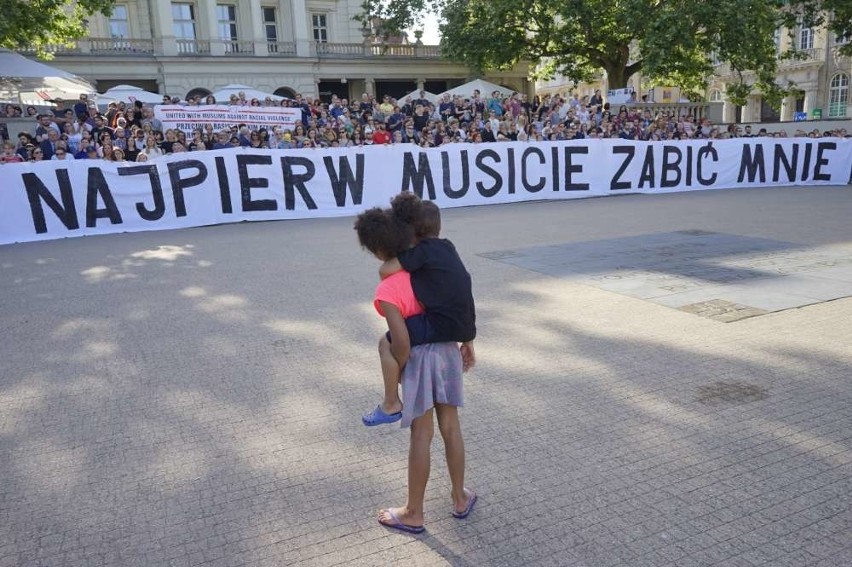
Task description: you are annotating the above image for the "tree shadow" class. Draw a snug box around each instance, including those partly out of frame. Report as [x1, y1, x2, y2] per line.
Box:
[2, 203, 852, 566]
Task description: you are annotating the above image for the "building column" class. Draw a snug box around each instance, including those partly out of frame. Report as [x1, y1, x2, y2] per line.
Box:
[745, 95, 760, 122]
[416, 78, 425, 91]
[291, 0, 311, 57]
[150, 1, 177, 56]
[780, 94, 796, 122]
[722, 95, 737, 123]
[803, 88, 818, 118]
[364, 77, 375, 97]
[248, 0, 268, 56]
[201, 0, 226, 55]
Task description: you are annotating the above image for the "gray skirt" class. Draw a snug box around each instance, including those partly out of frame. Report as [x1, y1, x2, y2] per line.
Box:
[400, 342, 464, 428]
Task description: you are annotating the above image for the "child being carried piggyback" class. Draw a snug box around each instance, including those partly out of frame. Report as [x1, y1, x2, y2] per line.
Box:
[357, 192, 476, 426]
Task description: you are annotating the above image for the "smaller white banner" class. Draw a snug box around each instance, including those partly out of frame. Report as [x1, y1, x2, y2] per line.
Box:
[154, 105, 301, 135]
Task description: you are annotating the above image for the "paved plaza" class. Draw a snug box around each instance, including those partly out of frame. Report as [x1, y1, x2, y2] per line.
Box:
[1, 185, 852, 566]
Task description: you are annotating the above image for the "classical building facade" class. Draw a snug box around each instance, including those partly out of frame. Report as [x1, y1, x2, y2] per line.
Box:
[710, 24, 851, 123]
[32, 0, 530, 102]
[535, 24, 851, 125]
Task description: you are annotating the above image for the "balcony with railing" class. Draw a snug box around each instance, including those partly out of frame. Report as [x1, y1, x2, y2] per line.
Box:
[220, 40, 255, 55]
[267, 41, 297, 56]
[19, 38, 154, 56]
[89, 38, 155, 55]
[315, 42, 441, 58]
[176, 39, 211, 55]
[777, 47, 825, 69]
[20, 37, 443, 60]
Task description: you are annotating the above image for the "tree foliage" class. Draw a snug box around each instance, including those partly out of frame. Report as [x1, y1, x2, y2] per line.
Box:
[0, 0, 116, 59]
[358, 0, 852, 106]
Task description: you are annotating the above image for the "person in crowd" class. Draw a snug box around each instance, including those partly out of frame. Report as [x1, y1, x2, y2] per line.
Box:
[29, 146, 46, 162]
[74, 139, 93, 159]
[160, 129, 179, 153]
[100, 141, 116, 160]
[0, 141, 25, 164]
[140, 135, 164, 159]
[51, 146, 75, 160]
[38, 129, 62, 160]
[34, 114, 60, 142]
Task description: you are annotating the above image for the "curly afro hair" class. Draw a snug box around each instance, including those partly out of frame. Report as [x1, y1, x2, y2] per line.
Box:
[390, 192, 441, 239]
[354, 207, 412, 260]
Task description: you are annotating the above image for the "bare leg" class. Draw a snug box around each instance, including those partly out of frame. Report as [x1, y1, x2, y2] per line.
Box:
[378, 335, 402, 414]
[378, 409, 434, 527]
[435, 403, 470, 513]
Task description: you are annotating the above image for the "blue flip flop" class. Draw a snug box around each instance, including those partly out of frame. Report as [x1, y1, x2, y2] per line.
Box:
[378, 509, 425, 534]
[452, 489, 477, 519]
[362, 405, 402, 426]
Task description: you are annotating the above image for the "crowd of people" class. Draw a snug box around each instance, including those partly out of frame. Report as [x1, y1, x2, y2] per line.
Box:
[2, 88, 850, 165]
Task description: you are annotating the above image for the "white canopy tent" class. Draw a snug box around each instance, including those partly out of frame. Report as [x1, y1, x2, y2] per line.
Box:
[439, 79, 516, 99]
[0, 49, 95, 106]
[97, 84, 163, 105]
[398, 89, 439, 104]
[210, 84, 283, 103]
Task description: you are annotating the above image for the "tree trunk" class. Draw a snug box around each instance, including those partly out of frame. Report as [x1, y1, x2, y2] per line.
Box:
[605, 64, 628, 89]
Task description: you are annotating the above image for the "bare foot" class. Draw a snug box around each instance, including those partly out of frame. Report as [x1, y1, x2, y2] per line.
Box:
[378, 506, 423, 529]
[380, 400, 403, 415]
[452, 488, 476, 517]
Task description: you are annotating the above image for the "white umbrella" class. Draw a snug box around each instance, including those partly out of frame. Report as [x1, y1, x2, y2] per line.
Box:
[0, 48, 95, 105]
[98, 84, 163, 105]
[439, 79, 516, 99]
[210, 84, 282, 104]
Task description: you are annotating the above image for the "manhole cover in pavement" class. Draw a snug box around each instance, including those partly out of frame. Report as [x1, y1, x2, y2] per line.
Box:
[481, 231, 852, 320]
[695, 381, 769, 405]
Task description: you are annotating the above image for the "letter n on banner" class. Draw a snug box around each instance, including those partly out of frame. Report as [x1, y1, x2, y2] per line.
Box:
[23, 170, 80, 234]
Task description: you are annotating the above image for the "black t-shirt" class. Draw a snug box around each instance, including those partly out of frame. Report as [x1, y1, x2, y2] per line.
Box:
[398, 238, 476, 342]
[412, 112, 429, 131]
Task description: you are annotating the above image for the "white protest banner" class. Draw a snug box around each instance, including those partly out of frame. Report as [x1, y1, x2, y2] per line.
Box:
[1, 138, 851, 245]
[154, 105, 302, 136]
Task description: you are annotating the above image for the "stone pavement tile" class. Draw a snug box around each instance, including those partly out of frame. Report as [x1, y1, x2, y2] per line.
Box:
[3, 188, 852, 567]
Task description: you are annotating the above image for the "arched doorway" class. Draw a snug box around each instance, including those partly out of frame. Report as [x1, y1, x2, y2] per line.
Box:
[274, 87, 297, 99]
[185, 87, 212, 102]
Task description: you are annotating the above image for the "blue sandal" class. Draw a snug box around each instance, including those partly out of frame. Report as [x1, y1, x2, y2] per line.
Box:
[452, 489, 477, 519]
[362, 405, 402, 426]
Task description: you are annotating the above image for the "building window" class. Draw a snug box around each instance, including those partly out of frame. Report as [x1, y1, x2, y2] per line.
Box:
[263, 7, 278, 42]
[835, 31, 851, 45]
[828, 73, 849, 118]
[773, 28, 781, 54]
[217, 5, 237, 40]
[172, 4, 196, 40]
[312, 13, 328, 43]
[799, 27, 814, 50]
[109, 5, 129, 39]
[709, 89, 723, 102]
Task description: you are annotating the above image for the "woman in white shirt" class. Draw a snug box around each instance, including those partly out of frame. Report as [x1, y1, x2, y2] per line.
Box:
[139, 135, 165, 159]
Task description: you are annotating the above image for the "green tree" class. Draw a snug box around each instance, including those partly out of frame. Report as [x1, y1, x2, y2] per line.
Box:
[0, 0, 115, 59]
[358, 0, 852, 106]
